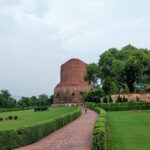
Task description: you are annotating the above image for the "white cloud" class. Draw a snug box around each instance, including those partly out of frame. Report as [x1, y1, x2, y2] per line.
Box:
[0, 0, 150, 96]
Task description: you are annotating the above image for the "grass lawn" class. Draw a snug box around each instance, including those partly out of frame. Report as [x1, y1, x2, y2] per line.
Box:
[106, 111, 150, 150]
[0, 107, 77, 130]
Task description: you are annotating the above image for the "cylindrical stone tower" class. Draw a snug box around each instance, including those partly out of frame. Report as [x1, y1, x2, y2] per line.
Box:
[54, 58, 91, 104]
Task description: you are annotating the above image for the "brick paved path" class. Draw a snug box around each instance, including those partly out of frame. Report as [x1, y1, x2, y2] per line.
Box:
[16, 109, 98, 150]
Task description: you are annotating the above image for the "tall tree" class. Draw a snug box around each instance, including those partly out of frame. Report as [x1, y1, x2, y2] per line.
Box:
[85, 45, 150, 93]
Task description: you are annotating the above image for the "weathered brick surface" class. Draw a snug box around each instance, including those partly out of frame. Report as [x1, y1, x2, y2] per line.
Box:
[111, 92, 150, 102]
[54, 59, 91, 104]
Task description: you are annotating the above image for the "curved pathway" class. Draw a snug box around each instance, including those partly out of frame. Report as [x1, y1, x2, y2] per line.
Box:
[16, 109, 98, 150]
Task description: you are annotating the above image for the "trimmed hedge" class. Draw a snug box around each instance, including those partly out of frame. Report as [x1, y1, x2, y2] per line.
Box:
[0, 107, 81, 150]
[92, 107, 107, 150]
[34, 106, 49, 112]
[87, 102, 150, 111]
[0, 108, 32, 113]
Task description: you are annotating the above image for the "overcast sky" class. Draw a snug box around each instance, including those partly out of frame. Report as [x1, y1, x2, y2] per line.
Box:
[0, 0, 150, 97]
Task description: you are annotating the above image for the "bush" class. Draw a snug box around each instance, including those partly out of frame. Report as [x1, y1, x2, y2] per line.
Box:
[86, 102, 150, 112]
[92, 107, 106, 150]
[0, 107, 81, 149]
[0, 117, 3, 121]
[34, 106, 49, 112]
[84, 88, 105, 103]
[109, 95, 113, 103]
[0, 108, 31, 113]
[14, 116, 18, 120]
[8, 116, 13, 120]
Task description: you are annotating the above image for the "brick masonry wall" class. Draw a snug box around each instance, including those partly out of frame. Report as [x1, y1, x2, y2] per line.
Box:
[54, 59, 92, 104]
[111, 93, 150, 102]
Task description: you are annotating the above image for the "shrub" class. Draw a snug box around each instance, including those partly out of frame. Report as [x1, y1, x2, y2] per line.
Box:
[34, 106, 49, 112]
[92, 107, 106, 150]
[0, 117, 3, 121]
[109, 95, 113, 103]
[14, 116, 18, 120]
[8, 116, 13, 120]
[87, 102, 150, 112]
[103, 96, 108, 103]
[0, 107, 81, 149]
[0, 108, 31, 113]
[116, 95, 122, 103]
[84, 88, 105, 103]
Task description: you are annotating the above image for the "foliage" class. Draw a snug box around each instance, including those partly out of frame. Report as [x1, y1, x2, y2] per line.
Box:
[103, 96, 108, 103]
[8, 116, 13, 120]
[84, 88, 105, 103]
[0, 90, 16, 108]
[87, 102, 150, 112]
[87, 106, 107, 150]
[17, 94, 53, 108]
[109, 95, 113, 103]
[14, 116, 18, 120]
[85, 45, 150, 93]
[84, 63, 100, 87]
[34, 106, 49, 112]
[0, 107, 81, 149]
[124, 83, 129, 93]
[0, 89, 54, 109]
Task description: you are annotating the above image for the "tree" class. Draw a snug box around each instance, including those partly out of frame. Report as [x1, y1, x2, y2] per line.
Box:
[103, 96, 108, 103]
[124, 83, 129, 93]
[0, 90, 16, 108]
[109, 95, 113, 103]
[84, 88, 105, 103]
[38, 94, 49, 106]
[85, 45, 150, 93]
[84, 63, 100, 87]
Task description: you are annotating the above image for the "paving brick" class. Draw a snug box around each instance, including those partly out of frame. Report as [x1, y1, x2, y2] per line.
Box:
[16, 109, 98, 150]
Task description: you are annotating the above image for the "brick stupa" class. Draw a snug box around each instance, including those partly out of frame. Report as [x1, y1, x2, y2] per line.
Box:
[54, 58, 92, 104]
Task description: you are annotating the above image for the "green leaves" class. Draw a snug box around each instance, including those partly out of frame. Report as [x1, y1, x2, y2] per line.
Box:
[84, 63, 100, 87]
[86, 44, 150, 93]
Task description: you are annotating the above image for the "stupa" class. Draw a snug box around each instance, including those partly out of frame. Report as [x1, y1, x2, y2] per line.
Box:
[54, 58, 91, 104]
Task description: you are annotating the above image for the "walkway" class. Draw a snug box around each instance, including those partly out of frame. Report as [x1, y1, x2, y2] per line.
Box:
[16, 109, 98, 150]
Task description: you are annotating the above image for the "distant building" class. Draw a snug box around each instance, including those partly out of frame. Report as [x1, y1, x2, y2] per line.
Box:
[54, 58, 91, 104]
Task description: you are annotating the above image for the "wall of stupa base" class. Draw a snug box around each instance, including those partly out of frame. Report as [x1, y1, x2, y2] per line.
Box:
[111, 92, 150, 102]
[54, 86, 91, 104]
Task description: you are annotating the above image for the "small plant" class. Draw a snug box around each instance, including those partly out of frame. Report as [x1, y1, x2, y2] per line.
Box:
[5, 117, 8, 120]
[0, 117, 3, 121]
[8, 116, 13, 120]
[14, 116, 18, 120]
[109, 95, 113, 103]
[103, 96, 108, 103]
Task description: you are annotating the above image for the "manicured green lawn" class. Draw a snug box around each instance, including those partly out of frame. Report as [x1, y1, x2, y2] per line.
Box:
[106, 111, 150, 150]
[0, 107, 77, 130]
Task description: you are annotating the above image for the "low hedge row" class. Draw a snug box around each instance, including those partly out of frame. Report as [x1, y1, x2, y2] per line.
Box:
[91, 107, 107, 150]
[0, 107, 32, 113]
[87, 102, 150, 111]
[0, 107, 81, 150]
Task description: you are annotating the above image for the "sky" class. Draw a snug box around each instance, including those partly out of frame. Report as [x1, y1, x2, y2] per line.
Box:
[0, 0, 150, 97]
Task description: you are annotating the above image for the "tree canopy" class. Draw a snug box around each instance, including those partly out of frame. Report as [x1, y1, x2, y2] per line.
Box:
[85, 45, 150, 93]
[0, 89, 53, 108]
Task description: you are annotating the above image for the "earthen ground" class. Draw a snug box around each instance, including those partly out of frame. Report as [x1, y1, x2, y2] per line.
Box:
[15, 109, 98, 150]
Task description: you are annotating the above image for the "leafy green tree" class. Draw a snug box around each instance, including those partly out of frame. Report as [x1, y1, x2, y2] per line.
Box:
[84, 88, 105, 103]
[124, 83, 129, 93]
[0, 90, 16, 108]
[103, 96, 108, 103]
[84, 63, 100, 87]
[85, 44, 150, 93]
[109, 95, 113, 103]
